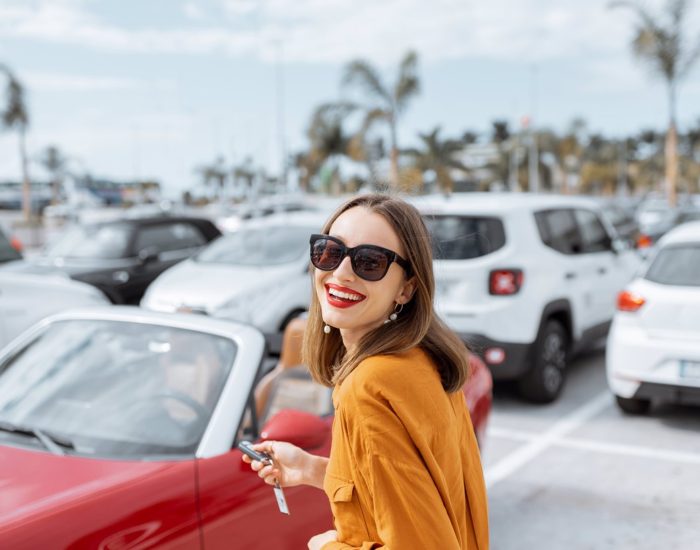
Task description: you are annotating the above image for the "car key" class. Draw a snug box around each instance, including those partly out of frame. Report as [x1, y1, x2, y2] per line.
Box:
[238, 441, 290, 515]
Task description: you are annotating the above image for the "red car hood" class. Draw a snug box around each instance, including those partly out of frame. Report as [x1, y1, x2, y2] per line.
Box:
[0, 444, 175, 524]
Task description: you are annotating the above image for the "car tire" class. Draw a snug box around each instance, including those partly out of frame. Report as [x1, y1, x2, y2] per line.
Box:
[615, 395, 651, 415]
[518, 319, 568, 403]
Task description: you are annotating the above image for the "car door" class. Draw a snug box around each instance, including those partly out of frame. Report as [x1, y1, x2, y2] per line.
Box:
[573, 208, 623, 328]
[124, 222, 209, 303]
[196, 374, 333, 549]
[535, 208, 595, 340]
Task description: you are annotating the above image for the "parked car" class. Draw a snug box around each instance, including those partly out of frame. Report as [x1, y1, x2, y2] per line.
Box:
[634, 198, 679, 244]
[598, 199, 641, 249]
[606, 221, 700, 414]
[0, 227, 22, 264]
[213, 195, 319, 233]
[0, 272, 109, 349]
[675, 206, 700, 225]
[412, 193, 641, 403]
[141, 212, 326, 353]
[1, 216, 221, 304]
[0, 306, 492, 548]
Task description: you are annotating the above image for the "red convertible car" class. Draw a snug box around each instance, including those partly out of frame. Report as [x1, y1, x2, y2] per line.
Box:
[0, 307, 492, 549]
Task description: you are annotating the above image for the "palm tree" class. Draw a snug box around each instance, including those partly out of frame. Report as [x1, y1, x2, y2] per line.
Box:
[342, 50, 420, 188]
[610, 0, 700, 205]
[232, 157, 256, 197]
[403, 126, 469, 194]
[37, 145, 68, 205]
[0, 64, 31, 220]
[196, 156, 228, 201]
[305, 102, 359, 193]
[489, 120, 513, 189]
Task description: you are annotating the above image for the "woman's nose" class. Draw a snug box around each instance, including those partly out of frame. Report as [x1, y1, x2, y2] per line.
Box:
[334, 255, 355, 280]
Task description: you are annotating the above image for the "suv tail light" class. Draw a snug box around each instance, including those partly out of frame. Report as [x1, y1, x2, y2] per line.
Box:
[636, 234, 652, 249]
[489, 269, 523, 295]
[9, 236, 23, 253]
[617, 290, 645, 312]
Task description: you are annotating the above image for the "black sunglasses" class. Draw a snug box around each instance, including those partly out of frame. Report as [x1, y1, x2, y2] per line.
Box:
[309, 234, 411, 282]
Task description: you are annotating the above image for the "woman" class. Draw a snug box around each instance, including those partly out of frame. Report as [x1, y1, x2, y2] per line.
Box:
[244, 194, 489, 549]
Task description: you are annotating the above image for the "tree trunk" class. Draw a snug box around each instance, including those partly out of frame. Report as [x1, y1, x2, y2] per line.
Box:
[389, 118, 399, 188]
[389, 148, 400, 188]
[665, 121, 678, 207]
[19, 126, 32, 222]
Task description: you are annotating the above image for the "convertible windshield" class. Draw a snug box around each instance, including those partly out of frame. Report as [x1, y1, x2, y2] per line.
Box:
[195, 226, 312, 266]
[0, 320, 237, 457]
[46, 223, 132, 259]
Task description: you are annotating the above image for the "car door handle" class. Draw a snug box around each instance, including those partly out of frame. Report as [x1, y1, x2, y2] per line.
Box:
[565, 272, 577, 280]
[597, 267, 607, 275]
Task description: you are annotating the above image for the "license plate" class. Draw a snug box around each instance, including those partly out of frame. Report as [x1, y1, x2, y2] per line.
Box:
[680, 361, 700, 379]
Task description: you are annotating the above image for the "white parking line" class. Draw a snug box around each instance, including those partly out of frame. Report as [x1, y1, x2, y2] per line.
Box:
[484, 391, 612, 488]
[490, 426, 700, 465]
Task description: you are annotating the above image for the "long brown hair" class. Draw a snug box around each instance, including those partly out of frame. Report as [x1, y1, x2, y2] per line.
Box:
[302, 194, 469, 392]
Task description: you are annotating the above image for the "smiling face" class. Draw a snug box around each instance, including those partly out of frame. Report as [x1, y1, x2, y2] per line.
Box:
[314, 206, 415, 349]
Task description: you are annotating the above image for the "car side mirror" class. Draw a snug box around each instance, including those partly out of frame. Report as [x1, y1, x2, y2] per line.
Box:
[260, 409, 329, 450]
[138, 247, 159, 265]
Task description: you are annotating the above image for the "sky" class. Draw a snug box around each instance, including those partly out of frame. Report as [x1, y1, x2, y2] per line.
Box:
[1, 0, 700, 196]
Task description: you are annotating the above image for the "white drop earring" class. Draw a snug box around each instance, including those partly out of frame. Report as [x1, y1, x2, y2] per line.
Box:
[323, 324, 331, 334]
[386, 303, 403, 323]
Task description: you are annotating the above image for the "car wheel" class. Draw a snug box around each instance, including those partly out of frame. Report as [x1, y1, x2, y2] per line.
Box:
[518, 320, 568, 403]
[615, 395, 651, 415]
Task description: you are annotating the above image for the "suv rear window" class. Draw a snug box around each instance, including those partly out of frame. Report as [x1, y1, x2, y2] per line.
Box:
[645, 244, 700, 286]
[423, 215, 506, 260]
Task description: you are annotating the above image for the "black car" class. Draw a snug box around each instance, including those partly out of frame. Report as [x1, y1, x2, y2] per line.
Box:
[0, 228, 22, 265]
[3, 216, 220, 304]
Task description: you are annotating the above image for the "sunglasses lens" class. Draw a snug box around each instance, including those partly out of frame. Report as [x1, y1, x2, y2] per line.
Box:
[353, 248, 390, 281]
[311, 238, 344, 270]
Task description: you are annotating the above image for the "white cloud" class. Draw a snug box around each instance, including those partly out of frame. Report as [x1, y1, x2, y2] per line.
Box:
[222, 0, 258, 16]
[182, 2, 205, 21]
[4, 0, 697, 65]
[22, 72, 141, 92]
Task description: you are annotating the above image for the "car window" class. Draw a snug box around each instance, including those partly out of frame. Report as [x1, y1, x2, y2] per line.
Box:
[644, 244, 700, 286]
[0, 230, 21, 263]
[0, 320, 236, 457]
[46, 223, 132, 259]
[535, 209, 582, 255]
[423, 215, 506, 260]
[678, 210, 700, 224]
[134, 222, 206, 254]
[574, 209, 612, 253]
[196, 226, 312, 266]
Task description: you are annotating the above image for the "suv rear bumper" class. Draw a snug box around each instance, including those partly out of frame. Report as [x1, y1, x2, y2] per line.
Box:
[460, 333, 533, 380]
[633, 381, 700, 406]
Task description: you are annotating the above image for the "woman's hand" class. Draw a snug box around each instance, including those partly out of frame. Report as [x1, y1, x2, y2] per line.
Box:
[241, 440, 311, 488]
[308, 530, 337, 549]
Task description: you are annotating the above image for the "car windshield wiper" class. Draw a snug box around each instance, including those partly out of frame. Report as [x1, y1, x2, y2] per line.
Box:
[0, 421, 75, 456]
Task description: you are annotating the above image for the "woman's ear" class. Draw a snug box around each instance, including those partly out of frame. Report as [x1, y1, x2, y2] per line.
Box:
[396, 276, 417, 305]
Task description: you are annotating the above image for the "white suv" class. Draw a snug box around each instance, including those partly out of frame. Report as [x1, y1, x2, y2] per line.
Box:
[606, 221, 700, 413]
[413, 193, 640, 403]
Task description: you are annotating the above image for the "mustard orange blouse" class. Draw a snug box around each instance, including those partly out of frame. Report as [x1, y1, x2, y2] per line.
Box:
[321, 347, 489, 550]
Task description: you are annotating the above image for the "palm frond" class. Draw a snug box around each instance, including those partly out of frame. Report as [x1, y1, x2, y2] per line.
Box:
[394, 50, 420, 113]
[342, 60, 391, 104]
[357, 107, 390, 135]
[0, 66, 29, 129]
[679, 34, 700, 79]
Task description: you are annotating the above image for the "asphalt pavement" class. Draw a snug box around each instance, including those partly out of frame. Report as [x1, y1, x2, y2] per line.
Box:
[482, 343, 700, 550]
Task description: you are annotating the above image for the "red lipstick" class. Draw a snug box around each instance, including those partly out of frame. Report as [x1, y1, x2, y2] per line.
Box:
[325, 283, 366, 309]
